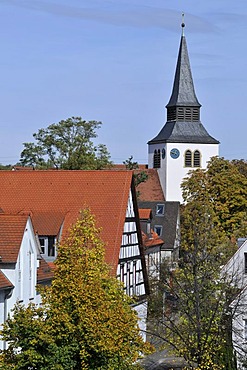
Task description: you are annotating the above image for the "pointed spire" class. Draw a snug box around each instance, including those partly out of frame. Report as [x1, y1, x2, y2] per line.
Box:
[166, 16, 201, 122]
[148, 15, 219, 146]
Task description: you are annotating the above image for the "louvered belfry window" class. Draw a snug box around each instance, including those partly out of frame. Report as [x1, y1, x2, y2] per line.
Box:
[167, 107, 200, 122]
[185, 150, 192, 167]
[193, 150, 201, 167]
[153, 149, 161, 168]
[192, 108, 199, 121]
[167, 107, 176, 121]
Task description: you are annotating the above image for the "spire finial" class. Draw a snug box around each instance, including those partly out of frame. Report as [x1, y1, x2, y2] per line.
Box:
[181, 13, 185, 36]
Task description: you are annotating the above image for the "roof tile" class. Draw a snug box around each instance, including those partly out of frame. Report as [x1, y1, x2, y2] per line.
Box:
[0, 170, 133, 273]
[0, 214, 28, 263]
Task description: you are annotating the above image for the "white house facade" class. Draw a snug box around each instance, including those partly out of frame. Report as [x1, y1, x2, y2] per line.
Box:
[117, 189, 148, 337]
[0, 215, 42, 350]
[223, 239, 247, 369]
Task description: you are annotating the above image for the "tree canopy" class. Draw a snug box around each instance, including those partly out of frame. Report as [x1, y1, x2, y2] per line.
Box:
[147, 157, 246, 369]
[19, 117, 112, 170]
[182, 156, 247, 240]
[123, 156, 148, 197]
[0, 209, 149, 369]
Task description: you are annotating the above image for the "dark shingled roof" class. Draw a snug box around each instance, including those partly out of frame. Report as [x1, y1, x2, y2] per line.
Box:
[138, 201, 180, 252]
[166, 35, 200, 108]
[148, 33, 219, 145]
[148, 121, 219, 144]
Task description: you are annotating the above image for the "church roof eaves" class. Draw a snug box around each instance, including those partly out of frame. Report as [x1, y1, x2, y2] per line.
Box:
[148, 121, 219, 145]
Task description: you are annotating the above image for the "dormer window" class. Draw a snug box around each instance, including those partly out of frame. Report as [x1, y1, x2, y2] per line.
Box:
[156, 204, 165, 216]
[39, 236, 56, 260]
[154, 225, 163, 236]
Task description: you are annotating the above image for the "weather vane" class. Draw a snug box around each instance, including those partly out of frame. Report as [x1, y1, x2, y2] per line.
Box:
[181, 13, 185, 35]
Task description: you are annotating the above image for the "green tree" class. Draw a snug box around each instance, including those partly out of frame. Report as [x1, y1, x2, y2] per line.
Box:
[1, 209, 149, 369]
[0, 164, 12, 170]
[19, 117, 112, 170]
[182, 157, 247, 239]
[147, 157, 246, 369]
[231, 159, 247, 178]
[123, 156, 148, 190]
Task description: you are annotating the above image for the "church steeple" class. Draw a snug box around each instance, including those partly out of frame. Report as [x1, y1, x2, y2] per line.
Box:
[166, 20, 201, 123]
[147, 17, 219, 202]
[148, 20, 219, 145]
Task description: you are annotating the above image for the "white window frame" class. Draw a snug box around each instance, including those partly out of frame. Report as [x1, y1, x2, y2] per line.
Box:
[154, 225, 163, 236]
[156, 204, 165, 216]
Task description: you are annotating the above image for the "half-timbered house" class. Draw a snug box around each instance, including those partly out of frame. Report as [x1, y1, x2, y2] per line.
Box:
[0, 170, 149, 330]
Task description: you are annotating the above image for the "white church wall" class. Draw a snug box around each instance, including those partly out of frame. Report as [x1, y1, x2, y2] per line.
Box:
[149, 142, 219, 202]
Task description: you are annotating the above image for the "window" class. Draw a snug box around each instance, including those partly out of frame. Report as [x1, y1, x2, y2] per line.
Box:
[18, 255, 23, 301]
[156, 204, 165, 216]
[185, 108, 192, 121]
[177, 107, 184, 121]
[167, 107, 176, 121]
[39, 236, 56, 258]
[126, 262, 131, 296]
[192, 108, 199, 121]
[39, 238, 45, 254]
[244, 319, 247, 340]
[193, 150, 201, 167]
[244, 253, 247, 274]
[133, 260, 137, 295]
[153, 149, 161, 168]
[184, 150, 201, 168]
[120, 263, 125, 284]
[29, 242, 34, 299]
[154, 225, 163, 236]
[185, 150, 192, 167]
[48, 237, 55, 256]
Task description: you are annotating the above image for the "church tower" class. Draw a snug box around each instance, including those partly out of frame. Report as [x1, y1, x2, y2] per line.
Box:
[148, 21, 219, 202]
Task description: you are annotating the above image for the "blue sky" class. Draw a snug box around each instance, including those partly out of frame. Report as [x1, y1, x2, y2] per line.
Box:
[0, 0, 246, 165]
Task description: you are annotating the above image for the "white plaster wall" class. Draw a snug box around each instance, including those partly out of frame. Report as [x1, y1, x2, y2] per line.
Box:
[231, 288, 247, 369]
[0, 218, 40, 350]
[134, 301, 147, 341]
[149, 142, 219, 202]
[223, 239, 247, 288]
[223, 240, 247, 368]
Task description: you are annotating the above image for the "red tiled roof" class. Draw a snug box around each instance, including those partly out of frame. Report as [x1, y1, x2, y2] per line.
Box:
[142, 230, 164, 248]
[0, 170, 133, 273]
[37, 258, 54, 283]
[136, 169, 165, 201]
[139, 208, 152, 220]
[0, 214, 28, 263]
[0, 270, 13, 290]
[113, 164, 148, 170]
[32, 211, 65, 235]
[12, 166, 34, 171]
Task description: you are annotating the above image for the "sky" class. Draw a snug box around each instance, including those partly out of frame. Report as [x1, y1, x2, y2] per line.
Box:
[0, 0, 247, 165]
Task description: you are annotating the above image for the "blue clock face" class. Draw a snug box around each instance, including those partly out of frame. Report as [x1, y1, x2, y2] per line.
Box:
[170, 148, 180, 159]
